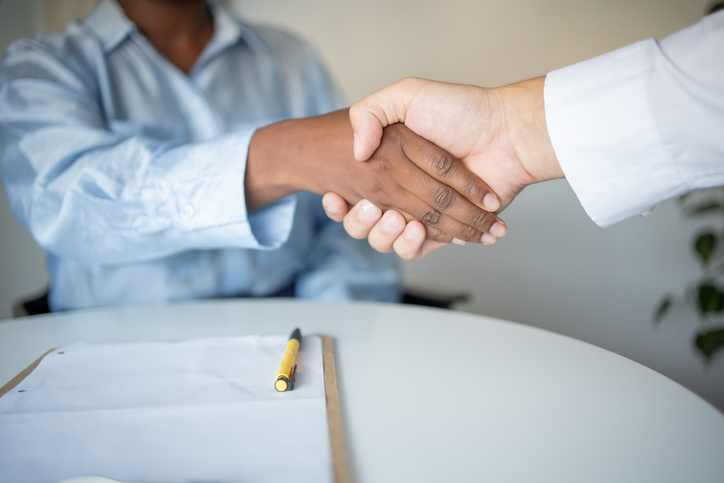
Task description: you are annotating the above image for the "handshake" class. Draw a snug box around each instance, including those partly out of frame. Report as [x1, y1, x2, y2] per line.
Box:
[297, 76, 563, 260]
[248, 14, 722, 261]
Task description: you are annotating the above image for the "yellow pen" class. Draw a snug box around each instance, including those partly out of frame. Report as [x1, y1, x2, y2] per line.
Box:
[275, 328, 301, 392]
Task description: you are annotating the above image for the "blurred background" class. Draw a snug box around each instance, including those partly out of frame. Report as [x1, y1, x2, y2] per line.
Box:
[1, 0, 722, 410]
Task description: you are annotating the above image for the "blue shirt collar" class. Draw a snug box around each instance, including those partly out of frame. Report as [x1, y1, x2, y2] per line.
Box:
[82, 0, 267, 56]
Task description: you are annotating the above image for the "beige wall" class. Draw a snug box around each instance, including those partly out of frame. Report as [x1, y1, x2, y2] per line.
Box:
[39, 0, 99, 32]
[233, 0, 707, 100]
[1, 0, 722, 410]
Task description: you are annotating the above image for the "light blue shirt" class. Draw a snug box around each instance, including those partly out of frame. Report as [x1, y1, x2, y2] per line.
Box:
[0, 0, 400, 311]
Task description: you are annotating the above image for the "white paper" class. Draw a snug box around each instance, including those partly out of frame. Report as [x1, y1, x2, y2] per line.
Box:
[0, 335, 332, 483]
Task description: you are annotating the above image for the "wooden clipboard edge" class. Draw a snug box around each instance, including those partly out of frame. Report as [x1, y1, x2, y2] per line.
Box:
[0, 348, 56, 398]
[319, 334, 349, 483]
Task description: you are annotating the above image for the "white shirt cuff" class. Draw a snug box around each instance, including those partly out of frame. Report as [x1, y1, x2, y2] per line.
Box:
[544, 39, 679, 227]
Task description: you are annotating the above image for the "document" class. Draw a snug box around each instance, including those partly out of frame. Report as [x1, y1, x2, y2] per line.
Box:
[0, 335, 334, 483]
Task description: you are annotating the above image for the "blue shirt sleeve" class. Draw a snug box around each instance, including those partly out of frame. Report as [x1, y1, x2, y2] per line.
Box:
[0, 38, 295, 265]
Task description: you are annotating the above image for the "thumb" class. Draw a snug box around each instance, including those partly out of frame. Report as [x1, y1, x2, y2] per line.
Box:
[349, 78, 420, 161]
[349, 101, 386, 161]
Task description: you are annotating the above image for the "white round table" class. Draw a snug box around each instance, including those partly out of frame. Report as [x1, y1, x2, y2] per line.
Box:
[1, 299, 722, 482]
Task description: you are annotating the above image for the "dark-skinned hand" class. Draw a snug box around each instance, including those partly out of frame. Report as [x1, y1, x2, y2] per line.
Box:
[246, 109, 506, 244]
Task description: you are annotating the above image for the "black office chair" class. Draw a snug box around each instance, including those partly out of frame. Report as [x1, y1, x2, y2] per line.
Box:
[401, 288, 470, 310]
[13, 287, 470, 317]
[13, 290, 50, 317]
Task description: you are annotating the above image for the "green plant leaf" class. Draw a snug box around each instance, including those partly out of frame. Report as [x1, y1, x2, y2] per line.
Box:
[694, 328, 724, 361]
[697, 282, 724, 315]
[686, 202, 723, 218]
[694, 233, 717, 266]
[654, 296, 672, 322]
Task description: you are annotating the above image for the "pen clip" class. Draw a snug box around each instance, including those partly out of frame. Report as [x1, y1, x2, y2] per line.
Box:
[289, 364, 297, 391]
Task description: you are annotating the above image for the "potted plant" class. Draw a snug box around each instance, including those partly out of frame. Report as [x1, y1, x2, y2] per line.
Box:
[655, 188, 724, 362]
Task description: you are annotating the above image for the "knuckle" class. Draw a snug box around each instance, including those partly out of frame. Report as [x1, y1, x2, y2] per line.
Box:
[431, 153, 455, 178]
[426, 232, 447, 243]
[465, 179, 486, 203]
[471, 210, 490, 229]
[426, 225, 445, 240]
[459, 224, 478, 241]
[399, 77, 415, 88]
[349, 102, 362, 117]
[422, 210, 442, 226]
[433, 186, 455, 210]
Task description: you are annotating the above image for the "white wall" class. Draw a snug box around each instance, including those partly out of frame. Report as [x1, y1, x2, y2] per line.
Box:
[0, 0, 721, 411]
[231, 0, 724, 410]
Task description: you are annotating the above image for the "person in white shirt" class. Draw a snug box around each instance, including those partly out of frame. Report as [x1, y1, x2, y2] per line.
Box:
[322, 8, 724, 260]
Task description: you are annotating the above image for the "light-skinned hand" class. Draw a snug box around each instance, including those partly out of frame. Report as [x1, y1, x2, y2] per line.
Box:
[323, 77, 565, 259]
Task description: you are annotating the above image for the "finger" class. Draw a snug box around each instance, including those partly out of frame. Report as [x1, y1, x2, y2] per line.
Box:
[342, 200, 382, 239]
[322, 192, 350, 222]
[367, 210, 407, 253]
[401, 128, 500, 212]
[481, 232, 498, 246]
[390, 209, 460, 245]
[490, 220, 507, 239]
[421, 223, 466, 245]
[363, 124, 502, 242]
[404, 208, 506, 246]
[389, 189, 500, 244]
[392, 221, 446, 261]
[395, 140, 506, 242]
[349, 78, 421, 161]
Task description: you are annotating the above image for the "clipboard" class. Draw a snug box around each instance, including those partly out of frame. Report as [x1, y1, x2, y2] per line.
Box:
[0, 334, 348, 483]
[320, 335, 349, 483]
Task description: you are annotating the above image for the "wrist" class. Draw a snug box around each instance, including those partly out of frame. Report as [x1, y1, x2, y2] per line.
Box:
[497, 76, 564, 183]
[246, 110, 352, 211]
[246, 118, 315, 211]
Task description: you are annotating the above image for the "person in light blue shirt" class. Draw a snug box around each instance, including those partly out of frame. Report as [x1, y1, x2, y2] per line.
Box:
[0, 0, 395, 311]
[0, 0, 504, 312]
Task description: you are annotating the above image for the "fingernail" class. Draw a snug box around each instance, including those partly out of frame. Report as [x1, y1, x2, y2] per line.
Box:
[484, 193, 500, 211]
[324, 199, 341, 214]
[451, 237, 466, 246]
[353, 133, 360, 159]
[404, 225, 423, 241]
[490, 221, 507, 238]
[382, 213, 402, 233]
[357, 200, 379, 221]
[481, 233, 497, 245]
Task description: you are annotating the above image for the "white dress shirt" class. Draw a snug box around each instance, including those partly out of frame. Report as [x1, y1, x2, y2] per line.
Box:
[545, 10, 724, 227]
